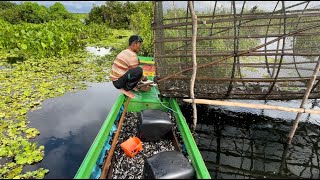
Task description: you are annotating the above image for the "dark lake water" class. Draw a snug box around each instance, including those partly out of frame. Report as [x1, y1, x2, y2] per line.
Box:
[26, 82, 120, 179]
[26, 82, 320, 179]
[181, 101, 320, 179]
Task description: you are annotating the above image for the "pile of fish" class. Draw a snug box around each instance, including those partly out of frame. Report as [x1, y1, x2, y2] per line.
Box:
[110, 112, 184, 179]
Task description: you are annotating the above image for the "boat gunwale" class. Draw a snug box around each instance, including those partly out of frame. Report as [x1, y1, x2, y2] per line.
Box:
[171, 99, 211, 179]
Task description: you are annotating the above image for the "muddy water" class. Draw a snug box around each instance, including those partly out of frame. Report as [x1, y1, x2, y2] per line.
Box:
[181, 102, 320, 179]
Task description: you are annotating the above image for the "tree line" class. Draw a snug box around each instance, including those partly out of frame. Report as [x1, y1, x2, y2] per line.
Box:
[85, 1, 153, 56]
[0, 1, 73, 24]
[0, 1, 153, 56]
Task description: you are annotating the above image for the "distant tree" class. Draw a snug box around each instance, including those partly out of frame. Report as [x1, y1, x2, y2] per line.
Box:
[0, 5, 22, 24]
[85, 1, 154, 55]
[19, 2, 50, 23]
[104, 1, 122, 28]
[48, 2, 72, 20]
[0, 1, 16, 11]
[86, 4, 105, 24]
[122, 1, 138, 28]
[129, 1, 153, 56]
[86, 1, 139, 29]
[0, 1, 74, 24]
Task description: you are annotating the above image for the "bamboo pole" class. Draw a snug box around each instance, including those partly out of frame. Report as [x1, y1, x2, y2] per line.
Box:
[154, 12, 320, 30]
[278, 56, 320, 174]
[99, 97, 131, 179]
[159, 76, 320, 82]
[156, 52, 320, 58]
[287, 56, 320, 144]
[154, 32, 320, 43]
[163, 3, 313, 21]
[182, 98, 320, 115]
[188, 0, 198, 130]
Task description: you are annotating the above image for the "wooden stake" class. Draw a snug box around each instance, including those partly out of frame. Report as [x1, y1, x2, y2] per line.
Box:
[287, 56, 320, 144]
[188, 1, 198, 130]
[183, 98, 320, 115]
[279, 56, 320, 174]
[99, 97, 131, 179]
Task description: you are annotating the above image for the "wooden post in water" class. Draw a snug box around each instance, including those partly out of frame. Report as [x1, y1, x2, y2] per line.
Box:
[279, 56, 320, 173]
[99, 97, 131, 179]
[188, 1, 198, 130]
[287, 56, 320, 144]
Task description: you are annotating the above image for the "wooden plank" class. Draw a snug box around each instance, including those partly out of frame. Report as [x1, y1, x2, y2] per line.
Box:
[183, 98, 320, 114]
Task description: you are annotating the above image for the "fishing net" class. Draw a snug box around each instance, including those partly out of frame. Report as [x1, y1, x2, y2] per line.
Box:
[153, 1, 320, 100]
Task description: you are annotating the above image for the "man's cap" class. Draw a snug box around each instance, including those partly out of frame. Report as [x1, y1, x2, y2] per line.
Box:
[129, 35, 143, 45]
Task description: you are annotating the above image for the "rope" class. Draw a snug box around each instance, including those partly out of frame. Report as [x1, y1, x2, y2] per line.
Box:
[151, 85, 177, 113]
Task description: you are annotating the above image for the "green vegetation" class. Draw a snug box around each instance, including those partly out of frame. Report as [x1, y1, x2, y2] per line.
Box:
[0, 1, 16, 11]
[72, 13, 88, 21]
[0, 1, 148, 178]
[86, 1, 138, 29]
[0, 22, 130, 178]
[0, 19, 130, 58]
[86, 1, 153, 56]
[129, 2, 153, 56]
[0, 2, 74, 24]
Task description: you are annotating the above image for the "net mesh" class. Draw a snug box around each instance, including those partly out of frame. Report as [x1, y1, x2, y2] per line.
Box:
[153, 1, 320, 100]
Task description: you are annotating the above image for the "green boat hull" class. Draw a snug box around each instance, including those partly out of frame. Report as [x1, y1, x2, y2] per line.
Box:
[74, 57, 211, 179]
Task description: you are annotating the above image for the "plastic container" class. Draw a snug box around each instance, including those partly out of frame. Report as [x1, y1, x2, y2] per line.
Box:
[138, 110, 173, 141]
[143, 151, 195, 179]
[120, 137, 143, 158]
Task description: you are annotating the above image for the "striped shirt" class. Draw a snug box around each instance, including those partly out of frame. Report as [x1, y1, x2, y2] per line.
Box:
[110, 49, 139, 81]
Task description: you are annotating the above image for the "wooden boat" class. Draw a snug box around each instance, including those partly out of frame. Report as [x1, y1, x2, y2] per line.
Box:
[74, 56, 211, 179]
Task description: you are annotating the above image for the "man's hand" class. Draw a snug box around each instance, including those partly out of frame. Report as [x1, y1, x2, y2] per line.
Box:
[142, 76, 148, 81]
[153, 75, 159, 83]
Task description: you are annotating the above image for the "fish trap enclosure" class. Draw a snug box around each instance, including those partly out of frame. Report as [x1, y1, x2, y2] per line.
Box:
[153, 1, 320, 100]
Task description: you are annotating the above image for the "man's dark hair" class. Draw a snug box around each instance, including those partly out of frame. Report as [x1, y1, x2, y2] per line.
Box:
[129, 35, 143, 46]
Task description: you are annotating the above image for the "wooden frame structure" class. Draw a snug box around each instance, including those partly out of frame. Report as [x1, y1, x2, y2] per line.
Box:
[153, 1, 320, 100]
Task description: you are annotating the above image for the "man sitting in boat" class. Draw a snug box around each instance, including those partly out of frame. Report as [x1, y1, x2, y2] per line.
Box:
[110, 35, 147, 98]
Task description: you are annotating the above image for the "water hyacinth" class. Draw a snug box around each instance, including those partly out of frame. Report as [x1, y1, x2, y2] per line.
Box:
[0, 18, 133, 178]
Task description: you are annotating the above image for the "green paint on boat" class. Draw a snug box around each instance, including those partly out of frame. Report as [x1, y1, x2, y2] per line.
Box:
[171, 99, 211, 179]
[139, 56, 154, 64]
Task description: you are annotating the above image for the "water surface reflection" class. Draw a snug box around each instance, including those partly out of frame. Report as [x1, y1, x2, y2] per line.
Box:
[181, 103, 320, 179]
[26, 82, 120, 179]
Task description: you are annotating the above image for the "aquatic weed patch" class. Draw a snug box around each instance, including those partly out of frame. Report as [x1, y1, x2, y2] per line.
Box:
[0, 51, 115, 178]
[0, 17, 132, 178]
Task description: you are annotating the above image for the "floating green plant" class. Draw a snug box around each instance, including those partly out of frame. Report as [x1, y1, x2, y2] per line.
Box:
[0, 19, 130, 178]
